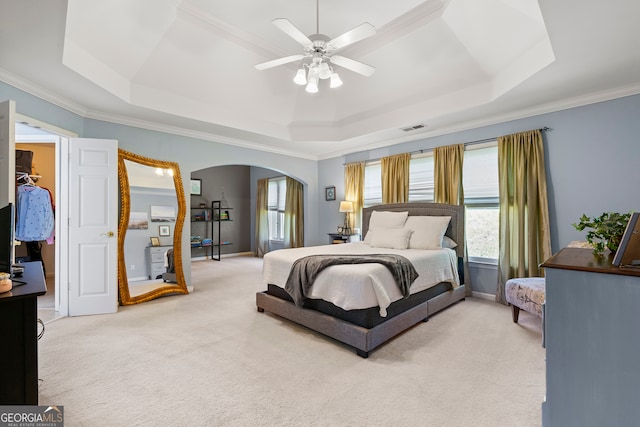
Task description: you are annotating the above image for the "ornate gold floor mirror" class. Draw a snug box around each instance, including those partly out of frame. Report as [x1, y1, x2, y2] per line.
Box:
[117, 149, 189, 305]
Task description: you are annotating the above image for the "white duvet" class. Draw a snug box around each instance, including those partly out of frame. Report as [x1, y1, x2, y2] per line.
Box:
[262, 242, 459, 316]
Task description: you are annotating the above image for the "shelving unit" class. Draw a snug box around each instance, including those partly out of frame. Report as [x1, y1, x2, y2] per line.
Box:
[211, 200, 233, 261]
[190, 206, 213, 259]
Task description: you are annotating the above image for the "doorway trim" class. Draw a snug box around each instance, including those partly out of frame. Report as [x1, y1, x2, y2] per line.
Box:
[15, 113, 77, 317]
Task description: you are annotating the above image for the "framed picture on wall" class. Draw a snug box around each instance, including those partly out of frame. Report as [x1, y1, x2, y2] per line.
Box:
[150, 237, 161, 246]
[128, 211, 148, 230]
[150, 205, 176, 222]
[159, 225, 170, 237]
[190, 178, 202, 196]
[325, 186, 336, 201]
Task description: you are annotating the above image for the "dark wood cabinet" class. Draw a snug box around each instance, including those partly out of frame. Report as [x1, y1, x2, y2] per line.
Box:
[0, 262, 46, 405]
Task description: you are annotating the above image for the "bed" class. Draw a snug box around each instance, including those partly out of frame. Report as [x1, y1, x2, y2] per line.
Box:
[256, 202, 466, 357]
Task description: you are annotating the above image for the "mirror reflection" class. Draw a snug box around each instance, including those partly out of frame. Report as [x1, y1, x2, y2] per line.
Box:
[118, 149, 188, 305]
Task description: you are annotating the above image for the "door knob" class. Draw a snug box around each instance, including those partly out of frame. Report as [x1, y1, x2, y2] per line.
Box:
[101, 231, 115, 238]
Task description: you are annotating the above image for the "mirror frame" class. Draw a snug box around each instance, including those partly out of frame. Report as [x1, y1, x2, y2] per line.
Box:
[117, 149, 189, 305]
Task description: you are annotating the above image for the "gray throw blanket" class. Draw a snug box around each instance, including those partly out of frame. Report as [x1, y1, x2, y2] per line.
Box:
[284, 254, 419, 307]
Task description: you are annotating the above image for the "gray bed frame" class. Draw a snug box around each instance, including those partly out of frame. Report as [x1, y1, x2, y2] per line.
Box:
[256, 202, 466, 358]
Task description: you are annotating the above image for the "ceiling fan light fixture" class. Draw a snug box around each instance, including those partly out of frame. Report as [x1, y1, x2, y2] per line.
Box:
[255, 3, 376, 94]
[318, 62, 332, 79]
[306, 68, 320, 93]
[329, 72, 343, 88]
[293, 68, 307, 85]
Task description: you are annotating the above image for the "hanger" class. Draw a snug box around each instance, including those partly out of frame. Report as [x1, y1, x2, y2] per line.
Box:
[16, 171, 37, 186]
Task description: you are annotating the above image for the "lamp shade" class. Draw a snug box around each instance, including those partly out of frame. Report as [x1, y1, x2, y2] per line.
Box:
[318, 62, 332, 79]
[293, 68, 307, 85]
[339, 201, 354, 212]
[329, 72, 343, 88]
[305, 69, 319, 93]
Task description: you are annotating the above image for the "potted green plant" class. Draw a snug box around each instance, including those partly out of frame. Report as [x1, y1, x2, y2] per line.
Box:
[572, 212, 631, 255]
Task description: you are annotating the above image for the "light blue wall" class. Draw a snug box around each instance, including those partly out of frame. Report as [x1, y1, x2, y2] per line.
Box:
[1, 81, 321, 288]
[317, 94, 640, 295]
[3, 78, 639, 296]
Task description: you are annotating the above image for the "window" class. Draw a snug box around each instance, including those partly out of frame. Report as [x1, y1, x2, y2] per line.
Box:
[463, 143, 499, 262]
[268, 177, 286, 241]
[359, 144, 499, 262]
[409, 153, 434, 202]
[363, 161, 381, 207]
[363, 154, 435, 207]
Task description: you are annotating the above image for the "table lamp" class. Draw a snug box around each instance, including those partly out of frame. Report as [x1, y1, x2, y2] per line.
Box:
[339, 201, 354, 235]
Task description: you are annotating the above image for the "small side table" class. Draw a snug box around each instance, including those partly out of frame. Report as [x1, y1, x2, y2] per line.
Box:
[328, 233, 361, 244]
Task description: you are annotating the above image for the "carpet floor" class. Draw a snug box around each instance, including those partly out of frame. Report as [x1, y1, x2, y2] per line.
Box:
[38, 255, 544, 426]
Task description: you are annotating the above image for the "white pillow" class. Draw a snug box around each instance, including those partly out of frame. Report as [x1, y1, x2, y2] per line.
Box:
[369, 228, 412, 249]
[442, 236, 458, 249]
[403, 216, 452, 249]
[364, 211, 409, 243]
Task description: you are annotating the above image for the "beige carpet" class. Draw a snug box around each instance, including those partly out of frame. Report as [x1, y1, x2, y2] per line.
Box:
[38, 255, 544, 426]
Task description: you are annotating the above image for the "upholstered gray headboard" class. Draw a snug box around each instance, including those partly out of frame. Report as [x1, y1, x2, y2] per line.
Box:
[362, 202, 465, 258]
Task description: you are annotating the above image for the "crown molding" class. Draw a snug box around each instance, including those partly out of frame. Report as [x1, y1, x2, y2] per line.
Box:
[0, 67, 90, 118]
[3, 66, 639, 163]
[316, 83, 640, 160]
[0, 67, 317, 160]
[83, 110, 318, 161]
[177, 2, 289, 60]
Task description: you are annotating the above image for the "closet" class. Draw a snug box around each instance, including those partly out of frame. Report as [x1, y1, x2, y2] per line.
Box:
[15, 141, 57, 315]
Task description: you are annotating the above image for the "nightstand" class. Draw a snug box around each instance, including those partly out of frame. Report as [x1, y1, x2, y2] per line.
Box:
[328, 233, 361, 244]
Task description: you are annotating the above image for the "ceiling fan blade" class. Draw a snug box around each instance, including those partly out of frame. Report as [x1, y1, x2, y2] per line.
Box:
[255, 54, 305, 70]
[330, 55, 375, 77]
[272, 18, 313, 47]
[326, 22, 376, 51]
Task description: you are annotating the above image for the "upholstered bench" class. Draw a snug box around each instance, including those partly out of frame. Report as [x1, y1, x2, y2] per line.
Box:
[505, 277, 545, 323]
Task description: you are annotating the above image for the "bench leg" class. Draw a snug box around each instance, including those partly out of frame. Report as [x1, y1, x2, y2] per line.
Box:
[511, 305, 520, 323]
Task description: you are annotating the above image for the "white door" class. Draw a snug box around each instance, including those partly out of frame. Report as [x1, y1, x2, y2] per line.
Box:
[68, 138, 118, 316]
[0, 100, 16, 206]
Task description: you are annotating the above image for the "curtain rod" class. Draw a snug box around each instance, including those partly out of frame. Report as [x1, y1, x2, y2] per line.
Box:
[345, 127, 550, 164]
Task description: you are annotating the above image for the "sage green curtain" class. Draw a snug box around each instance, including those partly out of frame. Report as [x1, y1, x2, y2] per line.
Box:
[255, 178, 269, 257]
[381, 153, 410, 204]
[433, 143, 471, 295]
[344, 162, 365, 231]
[434, 144, 464, 205]
[496, 130, 552, 304]
[284, 176, 304, 248]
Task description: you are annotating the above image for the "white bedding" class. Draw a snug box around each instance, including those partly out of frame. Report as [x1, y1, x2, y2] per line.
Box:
[262, 242, 459, 316]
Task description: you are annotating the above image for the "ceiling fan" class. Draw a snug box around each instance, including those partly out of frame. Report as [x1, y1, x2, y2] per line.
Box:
[255, 0, 376, 93]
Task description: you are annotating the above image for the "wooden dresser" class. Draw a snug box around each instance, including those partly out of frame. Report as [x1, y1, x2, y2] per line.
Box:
[541, 248, 640, 426]
[0, 261, 47, 404]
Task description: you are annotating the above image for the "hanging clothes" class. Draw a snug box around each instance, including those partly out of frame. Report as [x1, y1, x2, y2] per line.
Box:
[16, 184, 55, 242]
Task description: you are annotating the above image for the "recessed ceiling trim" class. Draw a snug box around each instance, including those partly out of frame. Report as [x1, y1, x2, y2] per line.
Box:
[177, 2, 290, 62]
[0, 67, 91, 119]
[339, 0, 448, 58]
[83, 110, 319, 161]
[316, 82, 640, 160]
[3, 67, 639, 162]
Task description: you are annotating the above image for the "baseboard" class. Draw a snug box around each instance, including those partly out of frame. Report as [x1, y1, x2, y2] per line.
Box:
[471, 291, 495, 301]
[220, 251, 254, 258]
[191, 251, 254, 262]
